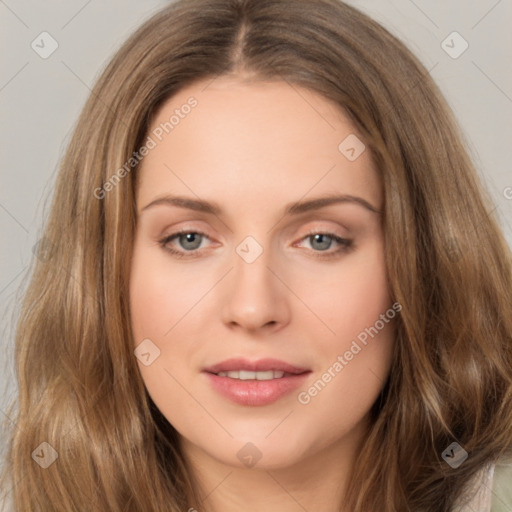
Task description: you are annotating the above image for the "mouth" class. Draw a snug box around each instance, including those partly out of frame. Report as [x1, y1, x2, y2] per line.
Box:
[202, 358, 311, 406]
[214, 370, 289, 380]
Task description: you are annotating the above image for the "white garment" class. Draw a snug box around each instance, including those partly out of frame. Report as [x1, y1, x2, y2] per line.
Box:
[452, 463, 495, 512]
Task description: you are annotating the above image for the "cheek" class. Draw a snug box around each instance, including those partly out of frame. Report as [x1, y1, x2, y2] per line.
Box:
[129, 241, 215, 388]
[129, 244, 205, 342]
[130, 265, 170, 344]
[129, 244, 201, 427]
[297, 317, 394, 442]
[290, 241, 391, 344]
[290, 240, 394, 422]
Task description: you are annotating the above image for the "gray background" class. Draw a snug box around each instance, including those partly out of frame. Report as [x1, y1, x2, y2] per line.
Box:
[1, 0, 511, 455]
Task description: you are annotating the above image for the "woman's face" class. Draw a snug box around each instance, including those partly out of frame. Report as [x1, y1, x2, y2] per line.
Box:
[130, 76, 396, 469]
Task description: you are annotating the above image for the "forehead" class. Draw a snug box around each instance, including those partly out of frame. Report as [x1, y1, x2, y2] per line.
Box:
[136, 76, 381, 214]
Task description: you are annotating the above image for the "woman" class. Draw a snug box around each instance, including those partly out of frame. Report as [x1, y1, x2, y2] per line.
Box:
[1, 0, 511, 510]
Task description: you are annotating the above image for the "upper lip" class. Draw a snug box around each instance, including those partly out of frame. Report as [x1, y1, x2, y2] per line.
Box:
[203, 358, 310, 375]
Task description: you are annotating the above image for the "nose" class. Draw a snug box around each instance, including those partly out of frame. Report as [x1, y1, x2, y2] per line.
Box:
[220, 241, 290, 333]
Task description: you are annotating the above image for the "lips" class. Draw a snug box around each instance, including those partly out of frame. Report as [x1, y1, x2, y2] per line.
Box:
[203, 358, 310, 375]
[202, 358, 311, 406]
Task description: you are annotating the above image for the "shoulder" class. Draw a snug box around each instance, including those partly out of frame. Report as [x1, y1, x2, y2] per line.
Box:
[491, 457, 512, 512]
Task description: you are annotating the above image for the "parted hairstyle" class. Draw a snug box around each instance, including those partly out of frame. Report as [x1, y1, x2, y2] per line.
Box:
[1, 0, 512, 510]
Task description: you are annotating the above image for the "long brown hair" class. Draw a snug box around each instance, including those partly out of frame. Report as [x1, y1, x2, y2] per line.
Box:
[2, 0, 511, 510]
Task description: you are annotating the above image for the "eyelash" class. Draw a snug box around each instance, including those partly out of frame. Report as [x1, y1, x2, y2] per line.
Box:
[158, 228, 353, 260]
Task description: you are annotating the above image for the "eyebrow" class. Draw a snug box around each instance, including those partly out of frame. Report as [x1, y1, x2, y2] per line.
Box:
[140, 193, 381, 216]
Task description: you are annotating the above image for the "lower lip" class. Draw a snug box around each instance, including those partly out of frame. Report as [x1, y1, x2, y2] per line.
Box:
[204, 372, 311, 406]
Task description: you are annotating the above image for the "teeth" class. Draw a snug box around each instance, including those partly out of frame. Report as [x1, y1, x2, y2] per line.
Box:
[216, 370, 286, 380]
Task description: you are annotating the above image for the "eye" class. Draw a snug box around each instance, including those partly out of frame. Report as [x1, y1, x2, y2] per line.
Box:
[158, 229, 353, 259]
[295, 231, 353, 259]
[158, 229, 211, 258]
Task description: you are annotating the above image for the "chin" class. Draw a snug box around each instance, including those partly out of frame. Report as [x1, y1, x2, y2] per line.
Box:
[202, 433, 311, 470]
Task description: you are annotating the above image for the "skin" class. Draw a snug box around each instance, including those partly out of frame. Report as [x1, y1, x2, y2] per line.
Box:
[129, 75, 396, 512]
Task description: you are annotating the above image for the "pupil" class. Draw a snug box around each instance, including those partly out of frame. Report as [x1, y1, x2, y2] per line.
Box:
[313, 234, 331, 251]
[182, 233, 201, 250]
